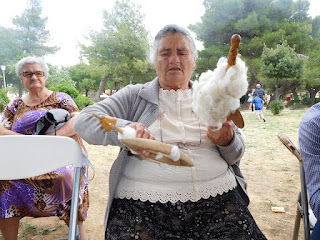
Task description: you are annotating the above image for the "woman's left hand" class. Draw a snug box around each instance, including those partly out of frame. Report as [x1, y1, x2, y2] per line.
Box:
[207, 117, 234, 146]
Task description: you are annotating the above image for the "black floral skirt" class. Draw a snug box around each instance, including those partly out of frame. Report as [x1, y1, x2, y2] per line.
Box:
[106, 188, 267, 240]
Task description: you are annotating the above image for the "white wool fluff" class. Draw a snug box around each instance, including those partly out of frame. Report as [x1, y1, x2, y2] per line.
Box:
[118, 126, 137, 140]
[168, 145, 180, 161]
[118, 126, 138, 155]
[192, 57, 248, 130]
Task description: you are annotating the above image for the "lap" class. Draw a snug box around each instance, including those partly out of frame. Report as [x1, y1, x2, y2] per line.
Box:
[106, 189, 266, 240]
[0, 165, 89, 221]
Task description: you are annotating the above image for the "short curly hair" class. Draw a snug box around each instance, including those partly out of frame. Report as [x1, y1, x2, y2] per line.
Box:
[150, 24, 198, 64]
[15, 56, 49, 78]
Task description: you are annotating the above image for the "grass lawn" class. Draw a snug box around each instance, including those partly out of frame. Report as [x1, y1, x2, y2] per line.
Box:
[0, 107, 313, 240]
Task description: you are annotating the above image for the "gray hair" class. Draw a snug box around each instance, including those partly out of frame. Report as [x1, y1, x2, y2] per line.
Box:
[15, 56, 49, 78]
[150, 24, 198, 63]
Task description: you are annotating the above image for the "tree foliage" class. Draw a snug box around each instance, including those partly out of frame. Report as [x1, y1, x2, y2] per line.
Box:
[189, 0, 316, 97]
[0, 0, 58, 96]
[261, 40, 305, 100]
[12, 0, 59, 56]
[81, 0, 153, 101]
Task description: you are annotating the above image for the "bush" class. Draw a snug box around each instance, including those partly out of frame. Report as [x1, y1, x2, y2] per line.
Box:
[75, 95, 94, 110]
[48, 82, 93, 110]
[0, 89, 10, 112]
[301, 96, 312, 106]
[270, 100, 285, 115]
[287, 99, 305, 109]
[49, 82, 79, 99]
[287, 99, 300, 107]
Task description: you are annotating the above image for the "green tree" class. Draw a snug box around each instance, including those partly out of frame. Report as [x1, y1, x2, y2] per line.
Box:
[189, 0, 312, 92]
[0, 0, 59, 96]
[261, 40, 305, 100]
[303, 38, 320, 104]
[81, 0, 152, 101]
[12, 0, 58, 56]
[69, 63, 102, 97]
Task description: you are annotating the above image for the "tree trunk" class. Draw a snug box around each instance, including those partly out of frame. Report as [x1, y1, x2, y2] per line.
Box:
[274, 84, 285, 100]
[93, 73, 112, 102]
[306, 85, 320, 105]
[249, 65, 258, 89]
[292, 87, 299, 101]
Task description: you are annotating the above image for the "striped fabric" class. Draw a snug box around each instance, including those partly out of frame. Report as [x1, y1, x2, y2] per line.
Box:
[299, 103, 320, 221]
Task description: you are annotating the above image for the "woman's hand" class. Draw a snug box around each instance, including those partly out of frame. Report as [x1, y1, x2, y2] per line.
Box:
[0, 122, 20, 135]
[207, 117, 234, 146]
[0, 122, 6, 135]
[127, 123, 155, 158]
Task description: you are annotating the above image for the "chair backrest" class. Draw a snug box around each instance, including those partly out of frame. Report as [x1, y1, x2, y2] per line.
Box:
[0, 135, 83, 180]
[0, 135, 84, 240]
[277, 133, 316, 239]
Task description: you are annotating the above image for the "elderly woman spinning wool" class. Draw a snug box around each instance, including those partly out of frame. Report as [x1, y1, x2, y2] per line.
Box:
[75, 24, 266, 239]
[0, 56, 89, 240]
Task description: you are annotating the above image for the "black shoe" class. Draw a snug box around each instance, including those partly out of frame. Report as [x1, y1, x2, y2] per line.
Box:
[263, 118, 266, 122]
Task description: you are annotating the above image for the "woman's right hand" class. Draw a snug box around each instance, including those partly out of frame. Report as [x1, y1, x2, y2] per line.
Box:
[127, 123, 155, 140]
[127, 123, 155, 158]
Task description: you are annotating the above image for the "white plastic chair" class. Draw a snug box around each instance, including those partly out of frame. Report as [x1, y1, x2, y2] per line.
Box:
[0, 135, 85, 240]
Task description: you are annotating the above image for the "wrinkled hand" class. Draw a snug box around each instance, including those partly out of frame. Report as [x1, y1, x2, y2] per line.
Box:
[0, 122, 5, 135]
[207, 117, 234, 146]
[127, 122, 155, 158]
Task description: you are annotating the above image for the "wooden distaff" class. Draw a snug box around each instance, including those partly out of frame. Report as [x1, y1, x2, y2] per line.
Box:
[226, 34, 241, 70]
[92, 114, 194, 167]
[226, 34, 245, 128]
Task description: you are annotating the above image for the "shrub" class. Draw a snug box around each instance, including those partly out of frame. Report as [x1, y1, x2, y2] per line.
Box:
[287, 99, 305, 109]
[270, 100, 285, 115]
[49, 82, 79, 99]
[48, 82, 93, 110]
[75, 95, 94, 110]
[287, 99, 300, 107]
[0, 89, 10, 112]
[301, 96, 312, 106]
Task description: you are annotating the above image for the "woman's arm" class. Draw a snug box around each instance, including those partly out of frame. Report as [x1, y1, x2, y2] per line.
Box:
[207, 118, 245, 165]
[74, 85, 139, 147]
[0, 122, 21, 135]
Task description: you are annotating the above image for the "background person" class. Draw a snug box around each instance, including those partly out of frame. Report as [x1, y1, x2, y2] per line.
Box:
[299, 103, 320, 240]
[0, 56, 89, 240]
[248, 89, 254, 111]
[74, 24, 266, 240]
[252, 92, 266, 123]
[254, 83, 265, 105]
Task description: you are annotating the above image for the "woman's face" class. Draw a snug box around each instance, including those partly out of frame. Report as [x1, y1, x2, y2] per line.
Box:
[20, 63, 46, 92]
[154, 33, 196, 90]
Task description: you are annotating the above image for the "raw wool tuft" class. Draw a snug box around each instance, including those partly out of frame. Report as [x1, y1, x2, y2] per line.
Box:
[192, 56, 248, 130]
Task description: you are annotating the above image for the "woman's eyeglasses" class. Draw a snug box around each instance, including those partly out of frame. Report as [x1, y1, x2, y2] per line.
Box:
[22, 71, 44, 78]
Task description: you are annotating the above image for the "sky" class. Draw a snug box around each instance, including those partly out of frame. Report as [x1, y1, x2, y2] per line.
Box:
[0, 0, 319, 67]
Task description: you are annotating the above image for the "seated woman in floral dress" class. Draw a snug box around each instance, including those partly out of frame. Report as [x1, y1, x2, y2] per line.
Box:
[0, 56, 89, 240]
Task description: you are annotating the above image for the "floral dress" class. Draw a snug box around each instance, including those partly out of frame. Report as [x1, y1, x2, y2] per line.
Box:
[0, 92, 89, 223]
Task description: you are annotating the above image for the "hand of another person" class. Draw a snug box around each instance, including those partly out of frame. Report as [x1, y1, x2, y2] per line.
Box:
[207, 117, 234, 146]
[127, 122, 155, 158]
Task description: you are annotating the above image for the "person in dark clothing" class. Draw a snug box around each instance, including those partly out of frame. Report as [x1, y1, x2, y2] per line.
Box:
[254, 84, 265, 104]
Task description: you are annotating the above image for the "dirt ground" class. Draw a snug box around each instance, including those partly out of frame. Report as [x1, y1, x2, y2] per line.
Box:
[15, 108, 308, 240]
